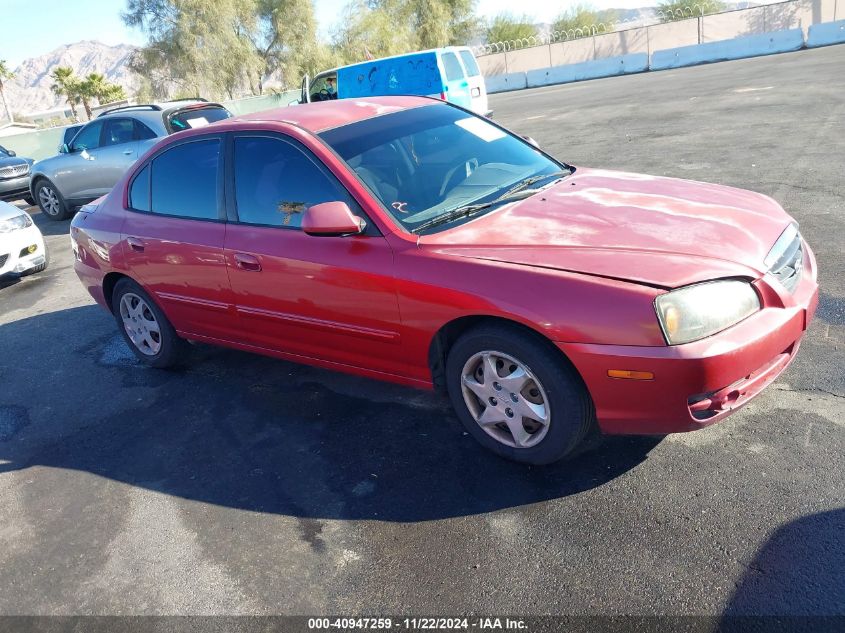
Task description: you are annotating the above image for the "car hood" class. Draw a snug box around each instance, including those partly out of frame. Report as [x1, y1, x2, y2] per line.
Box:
[0, 155, 31, 168]
[0, 200, 31, 221]
[421, 167, 794, 288]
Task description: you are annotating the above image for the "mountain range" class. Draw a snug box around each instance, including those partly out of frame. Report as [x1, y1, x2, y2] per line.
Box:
[5, 40, 140, 117]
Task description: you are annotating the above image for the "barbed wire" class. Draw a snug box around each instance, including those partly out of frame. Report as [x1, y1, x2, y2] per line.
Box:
[473, 4, 710, 56]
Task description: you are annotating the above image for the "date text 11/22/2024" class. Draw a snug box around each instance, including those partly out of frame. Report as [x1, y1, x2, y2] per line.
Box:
[307, 618, 528, 630]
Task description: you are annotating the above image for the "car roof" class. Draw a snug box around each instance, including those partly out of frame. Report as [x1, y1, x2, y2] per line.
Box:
[233, 95, 433, 134]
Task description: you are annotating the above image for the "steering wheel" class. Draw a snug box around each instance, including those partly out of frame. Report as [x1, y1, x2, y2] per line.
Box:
[439, 158, 479, 198]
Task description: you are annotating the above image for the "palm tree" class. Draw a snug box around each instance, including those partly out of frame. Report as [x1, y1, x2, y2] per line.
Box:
[84, 73, 126, 106]
[0, 59, 15, 124]
[50, 66, 81, 121]
[74, 74, 105, 120]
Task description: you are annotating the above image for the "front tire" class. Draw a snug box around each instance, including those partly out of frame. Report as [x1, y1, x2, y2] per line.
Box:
[34, 179, 71, 221]
[112, 278, 188, 368]
[445, 323, 596, 465]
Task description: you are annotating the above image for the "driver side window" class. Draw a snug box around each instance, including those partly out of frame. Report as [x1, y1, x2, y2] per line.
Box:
[70, 121, 103, 152]
[233, 135, 358, 229]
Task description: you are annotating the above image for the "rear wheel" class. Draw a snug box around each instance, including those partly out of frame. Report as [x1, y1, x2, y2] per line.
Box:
[35, 179, 71, 221]
[445, 323, 596, 465]
[112, 278, 188, 368]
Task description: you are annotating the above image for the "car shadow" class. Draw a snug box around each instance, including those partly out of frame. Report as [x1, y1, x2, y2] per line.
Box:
[26, 205, 73, 237]
[0, 306, 662, 522]
[719, 508, 844, 628]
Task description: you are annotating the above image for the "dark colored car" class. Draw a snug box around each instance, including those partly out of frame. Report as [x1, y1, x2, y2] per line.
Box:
[0, 144, 35, 205]
[70, 97, 818, 465]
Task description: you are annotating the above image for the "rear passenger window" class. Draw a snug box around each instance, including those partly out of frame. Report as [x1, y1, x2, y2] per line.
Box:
[441, 52, 464, 82]
[134, 121, 158, 140]
[150, 139, 220, 220]
[459, 51, 480, 77]
[129, 164, 150, 212]
[102, 118, 135, 147]
[233, 136, 355, 229]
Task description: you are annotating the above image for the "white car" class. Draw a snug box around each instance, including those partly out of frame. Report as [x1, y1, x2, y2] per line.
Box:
[0, 201, 47, 277]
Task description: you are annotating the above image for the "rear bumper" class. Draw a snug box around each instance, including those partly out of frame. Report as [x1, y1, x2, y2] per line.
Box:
[559, 242, 819, 435]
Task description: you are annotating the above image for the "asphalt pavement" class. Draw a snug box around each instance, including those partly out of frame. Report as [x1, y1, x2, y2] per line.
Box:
[0, 46, 843, 617]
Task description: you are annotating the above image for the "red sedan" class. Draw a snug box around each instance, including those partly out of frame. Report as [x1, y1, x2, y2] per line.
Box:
[70, 96, 818, 464]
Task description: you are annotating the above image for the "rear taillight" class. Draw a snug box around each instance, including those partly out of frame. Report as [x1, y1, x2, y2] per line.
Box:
[439, 92, 446, 100]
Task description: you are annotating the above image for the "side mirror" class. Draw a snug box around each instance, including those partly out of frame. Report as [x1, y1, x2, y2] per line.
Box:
[7, 150, 15, 157]
[302, 201, 366, 236]
[522, 136, 539, 149]
[59, 143, 70, 154]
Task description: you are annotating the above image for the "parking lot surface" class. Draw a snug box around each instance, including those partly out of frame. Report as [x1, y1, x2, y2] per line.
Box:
[1, 46, 843, 616]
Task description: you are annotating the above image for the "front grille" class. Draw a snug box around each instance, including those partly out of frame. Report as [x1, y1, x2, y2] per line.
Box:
[0, 163, 29, 179]
[766, 225, 803, 294]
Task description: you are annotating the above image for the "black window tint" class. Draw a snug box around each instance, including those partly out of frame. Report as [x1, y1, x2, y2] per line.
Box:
[63, 125, 82, 145]
[134, 121, 158, 140]
[102, 118, 135, 147]
[459, 50, 480, 77]
[130, 164, 151, 212]
[441, 52, 464, 81]
[233, 136, 352, 229]
[167, 106, 231, 133]
[150, 139, 220, 219]
[71, 121, 103, 151]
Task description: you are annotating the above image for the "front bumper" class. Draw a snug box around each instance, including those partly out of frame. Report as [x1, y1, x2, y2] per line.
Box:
[0, 223, 47, 276]
[559, 241, 819, 435]
[0, 175, 32, 201]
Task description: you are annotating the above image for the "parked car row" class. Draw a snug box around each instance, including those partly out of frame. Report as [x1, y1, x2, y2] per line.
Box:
[30, 99, 232, 221]
[1, 100, 231, 280]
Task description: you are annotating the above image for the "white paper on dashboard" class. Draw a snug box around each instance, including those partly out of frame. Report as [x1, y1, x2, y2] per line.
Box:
[186, 116, 209, 128]
[455, 117, 506, 142]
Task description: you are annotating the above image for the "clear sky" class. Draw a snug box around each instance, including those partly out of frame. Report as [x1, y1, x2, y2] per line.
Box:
[0, 0, 656, 68]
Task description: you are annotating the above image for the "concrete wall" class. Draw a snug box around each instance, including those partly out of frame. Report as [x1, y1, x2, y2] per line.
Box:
[549, 37, 596, 66]
[646, 19, 700, 53]
[504, 46, 552, 73]
[477, 53, 507, 76]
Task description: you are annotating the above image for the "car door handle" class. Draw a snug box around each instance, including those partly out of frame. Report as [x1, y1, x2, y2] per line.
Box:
[122, 150, 133, 155]
[234, 253, 261, 272]
[127, 237, 145, 252]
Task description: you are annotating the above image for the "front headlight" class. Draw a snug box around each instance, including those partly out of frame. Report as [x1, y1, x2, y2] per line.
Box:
[0, 213, 33, 234]
[655, 279, 760, 345]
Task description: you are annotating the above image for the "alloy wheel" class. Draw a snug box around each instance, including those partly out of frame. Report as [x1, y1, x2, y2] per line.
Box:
[119, 293, 162, 356]
[460, 350, 550, 448]
[38, 185, 60, 216]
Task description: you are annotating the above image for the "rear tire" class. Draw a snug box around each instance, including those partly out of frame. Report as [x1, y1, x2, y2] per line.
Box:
[34, 179, 71, 221]
[445, 323, 596, 465]
[112, 278, 188, 368]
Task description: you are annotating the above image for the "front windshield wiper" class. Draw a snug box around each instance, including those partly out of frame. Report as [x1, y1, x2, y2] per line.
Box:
[501, 169, 570, 197]
[412, 189, 536, 234]
[411, 169, 570, 235]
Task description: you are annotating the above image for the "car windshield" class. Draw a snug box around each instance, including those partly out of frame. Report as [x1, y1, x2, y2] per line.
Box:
[319, 104, 568, 233]
[0, 145, 10, 157]
[167, 106, 231, 133]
